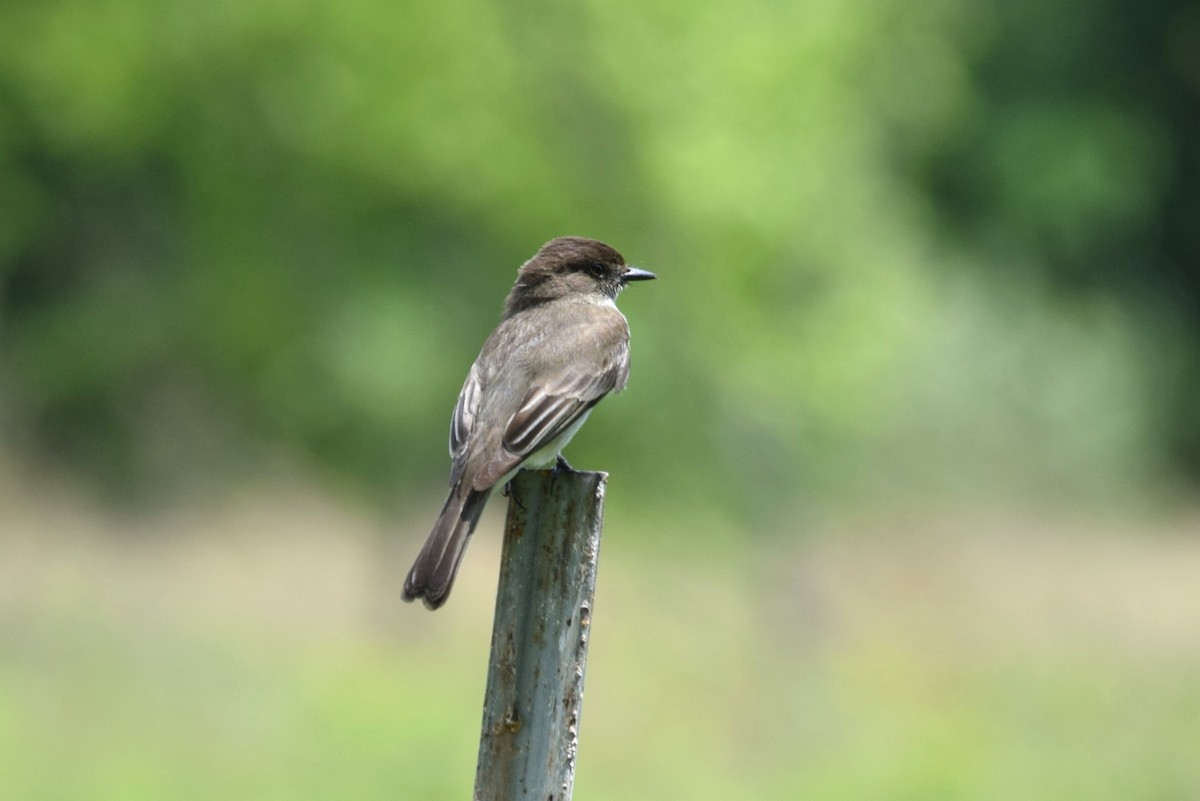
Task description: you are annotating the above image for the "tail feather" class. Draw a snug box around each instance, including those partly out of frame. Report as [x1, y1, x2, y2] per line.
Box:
[403, 485, 492, 610]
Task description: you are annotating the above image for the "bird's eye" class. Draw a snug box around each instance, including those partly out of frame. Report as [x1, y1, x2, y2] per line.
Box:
[587, 261, 606, 277]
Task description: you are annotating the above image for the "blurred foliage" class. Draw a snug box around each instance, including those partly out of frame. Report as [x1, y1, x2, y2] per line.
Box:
[0, 0, 1197, 515]
[3, 509, 1200, 801]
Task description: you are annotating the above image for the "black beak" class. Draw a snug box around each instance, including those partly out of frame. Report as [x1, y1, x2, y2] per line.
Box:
[622, 266, 657, 282]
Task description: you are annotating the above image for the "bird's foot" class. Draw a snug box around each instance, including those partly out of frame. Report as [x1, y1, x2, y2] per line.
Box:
[503, 479, 527, 511]
[552, 454, 574, 476]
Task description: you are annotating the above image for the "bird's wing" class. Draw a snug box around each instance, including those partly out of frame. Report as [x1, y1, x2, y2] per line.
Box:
[474, 318, 630, 488]
[448, 364, 481, 485]
[501, 358, 625, 455]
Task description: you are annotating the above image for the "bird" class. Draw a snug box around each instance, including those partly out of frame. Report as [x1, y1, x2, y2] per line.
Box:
[402, 236, 655, 609]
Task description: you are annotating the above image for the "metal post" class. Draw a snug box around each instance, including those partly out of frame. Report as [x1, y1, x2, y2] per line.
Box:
[474, 467, 606, 801]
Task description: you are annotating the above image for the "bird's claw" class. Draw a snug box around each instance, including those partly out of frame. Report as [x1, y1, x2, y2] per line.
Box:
[504, 479, 527, 511]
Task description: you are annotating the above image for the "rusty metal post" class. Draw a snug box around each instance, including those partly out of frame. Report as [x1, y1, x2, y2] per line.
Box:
[473, 467, 606, 801]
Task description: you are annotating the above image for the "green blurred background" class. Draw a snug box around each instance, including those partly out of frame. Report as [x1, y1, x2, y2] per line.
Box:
[2, 0, 1199, 798]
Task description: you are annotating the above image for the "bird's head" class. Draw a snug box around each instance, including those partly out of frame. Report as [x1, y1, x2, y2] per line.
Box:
[504, 237, 655, 317]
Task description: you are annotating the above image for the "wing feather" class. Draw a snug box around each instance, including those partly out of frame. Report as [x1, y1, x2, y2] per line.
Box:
[448, 365, 481, 485]
[501, 339, 629, 458]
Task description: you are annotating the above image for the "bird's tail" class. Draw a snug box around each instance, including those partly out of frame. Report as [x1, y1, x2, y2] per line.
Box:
[403, 484, 492, 610]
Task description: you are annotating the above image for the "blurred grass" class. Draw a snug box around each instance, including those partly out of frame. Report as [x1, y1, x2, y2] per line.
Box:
[3, 468, 1198, 801]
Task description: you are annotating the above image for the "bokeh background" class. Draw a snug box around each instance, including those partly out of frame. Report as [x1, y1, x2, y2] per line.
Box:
[3, 0, 1199, 798]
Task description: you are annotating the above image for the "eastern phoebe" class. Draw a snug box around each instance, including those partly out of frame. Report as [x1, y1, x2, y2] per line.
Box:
[403, 236, 655, 610]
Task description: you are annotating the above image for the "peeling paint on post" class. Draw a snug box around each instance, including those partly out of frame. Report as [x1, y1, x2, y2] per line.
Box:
[474, 467, 606, 801]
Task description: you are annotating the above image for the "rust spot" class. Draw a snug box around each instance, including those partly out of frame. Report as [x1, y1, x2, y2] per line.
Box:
[502, 704, 522, 733]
